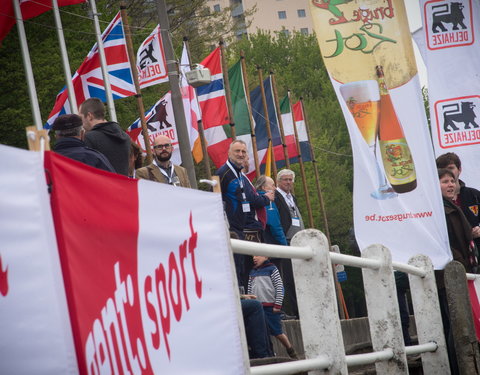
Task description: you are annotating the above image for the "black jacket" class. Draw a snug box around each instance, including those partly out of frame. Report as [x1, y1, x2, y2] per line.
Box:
[53, 137, 115, 172]
[458, 180, 480, 226]
[84, 122, 130, 175]
[274, 189, 296, 235]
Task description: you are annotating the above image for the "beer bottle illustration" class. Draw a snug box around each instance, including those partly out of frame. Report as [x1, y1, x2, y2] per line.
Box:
[376, 66, 417, 193]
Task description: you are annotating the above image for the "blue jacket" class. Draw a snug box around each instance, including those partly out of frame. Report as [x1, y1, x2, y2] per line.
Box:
[260, 191, 287, 245]
[216, 160, 270, 233]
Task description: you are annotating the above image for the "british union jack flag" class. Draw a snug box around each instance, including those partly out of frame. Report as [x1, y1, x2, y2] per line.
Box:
[46, 12, 135, 128]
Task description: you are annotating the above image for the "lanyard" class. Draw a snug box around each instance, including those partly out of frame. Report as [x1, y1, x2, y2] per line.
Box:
[154, 160, 175, 184]
[283, 192, 298, 217]
[226, 160, 247, 201]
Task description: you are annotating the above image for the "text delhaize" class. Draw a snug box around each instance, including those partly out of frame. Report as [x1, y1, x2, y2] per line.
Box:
[85, 213, 202, 372]
[431, 30, 470, 46]
[319, 0, 397, 58]
[139, 63, 164, 80]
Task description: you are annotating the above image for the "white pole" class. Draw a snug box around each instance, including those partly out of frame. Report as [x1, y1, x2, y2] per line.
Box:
[51, 0, 78, 114]
[12, 0, 43, 130]
[88, 0, 116, 121]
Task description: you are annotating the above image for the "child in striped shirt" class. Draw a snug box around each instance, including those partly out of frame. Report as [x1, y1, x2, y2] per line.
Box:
[248, 255, 298, 359]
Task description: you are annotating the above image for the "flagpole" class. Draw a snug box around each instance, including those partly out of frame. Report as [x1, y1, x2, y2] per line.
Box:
[51, 0, 78, 114]
[240, 51, 260, 178]
[298, 99, 346, 320]
[257, 66, 277, 178]
[288, 90, 313, 228]
[270, 71, 290, 169]
[219, 39, 236, 140]
[89, 0, 117, 122]
[156, 0, 197, 188]
[12, 0, 42, 130]
[120, 4, 153, 165]
[300, 97, 331, 244]
[184, 37, 212, 180]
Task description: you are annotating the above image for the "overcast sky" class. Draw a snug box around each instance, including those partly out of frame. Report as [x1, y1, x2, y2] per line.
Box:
[404, 0, 428, 86]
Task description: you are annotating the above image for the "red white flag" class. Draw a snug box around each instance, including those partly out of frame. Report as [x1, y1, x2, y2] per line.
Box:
[0, 145, 77, 375]
[468, 279, 480, 340]
[0, 0, 85, 43]
[44, 152, 246, 374]
[180, 42, 203, 163]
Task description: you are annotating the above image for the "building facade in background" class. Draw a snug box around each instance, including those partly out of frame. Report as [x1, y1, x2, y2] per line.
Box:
[207, 0, 314, 39]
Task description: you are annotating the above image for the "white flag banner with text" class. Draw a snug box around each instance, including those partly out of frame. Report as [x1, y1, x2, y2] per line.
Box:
[309, 0, 452, 267]
[0, 145, 77, 375]
[137, 25, 168, 89]
[127, 92, 183, 165]
[418, 0, 480, 189]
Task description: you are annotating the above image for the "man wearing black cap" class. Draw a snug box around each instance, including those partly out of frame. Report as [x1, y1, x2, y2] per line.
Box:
[52, 114, 115, 172]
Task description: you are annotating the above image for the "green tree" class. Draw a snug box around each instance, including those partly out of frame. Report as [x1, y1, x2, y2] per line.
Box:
[228, 30, 354, 250]
[0, 0, 239, 148]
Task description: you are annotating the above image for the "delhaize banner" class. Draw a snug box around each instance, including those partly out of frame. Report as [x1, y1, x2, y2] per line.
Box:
[418, 0, 480, 190]
[309, 0, 451, 267]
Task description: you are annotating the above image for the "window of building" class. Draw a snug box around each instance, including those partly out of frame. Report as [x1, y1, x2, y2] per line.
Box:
[297, 9, 306, 18]
[281, 29, 290, 36]
[278, 11, 287, 19]
[300, 28, 309, 35]
[213, 4, 221, 12]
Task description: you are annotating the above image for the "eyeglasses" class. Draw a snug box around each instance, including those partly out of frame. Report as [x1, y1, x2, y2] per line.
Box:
[153, 143, 172, 150]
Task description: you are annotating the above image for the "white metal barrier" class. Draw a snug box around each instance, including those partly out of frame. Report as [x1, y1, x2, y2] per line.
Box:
[231, 229, 450, 374]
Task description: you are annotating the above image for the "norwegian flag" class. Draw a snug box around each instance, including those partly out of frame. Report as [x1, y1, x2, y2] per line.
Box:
[45, 12, 136, 128]
[195, 47, 232, 168]
[196, 47, 229, 128]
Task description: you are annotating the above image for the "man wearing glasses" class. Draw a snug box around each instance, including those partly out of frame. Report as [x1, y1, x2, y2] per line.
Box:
[136, 135, 190, 187]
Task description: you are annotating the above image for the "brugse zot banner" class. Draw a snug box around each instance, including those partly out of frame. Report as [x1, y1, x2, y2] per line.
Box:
[309, 0, 451, 266]
[419, 0, 480, 190]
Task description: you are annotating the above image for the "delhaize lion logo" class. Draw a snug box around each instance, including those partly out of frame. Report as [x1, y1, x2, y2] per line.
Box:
[386, 144, 403, 162]
[425, 0, 474, 50]
[0, 254, 8, 297]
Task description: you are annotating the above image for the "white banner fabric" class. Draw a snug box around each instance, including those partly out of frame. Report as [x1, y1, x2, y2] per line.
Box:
[137, 180, 247, 373]
[137, 25, 169, 89]
[419, 0, 480, 189]
[0, 145, 77, 374]
[332, 76, 452, 268]
[308, 0, 452, 268]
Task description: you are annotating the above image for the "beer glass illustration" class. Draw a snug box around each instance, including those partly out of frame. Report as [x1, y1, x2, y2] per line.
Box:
[340, 80, 397, 200]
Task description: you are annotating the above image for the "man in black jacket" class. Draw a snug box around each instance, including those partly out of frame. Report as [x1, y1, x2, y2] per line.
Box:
[79, 98, 131, 175]
[52, 114, 114, 172]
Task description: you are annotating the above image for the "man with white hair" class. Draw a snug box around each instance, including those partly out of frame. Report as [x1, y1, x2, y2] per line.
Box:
[274, 168, 305, 318]
[275, 169, 305, 242]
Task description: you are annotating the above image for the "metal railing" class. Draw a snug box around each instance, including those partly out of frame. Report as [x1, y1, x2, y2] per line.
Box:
[231, 229, 450, 374]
